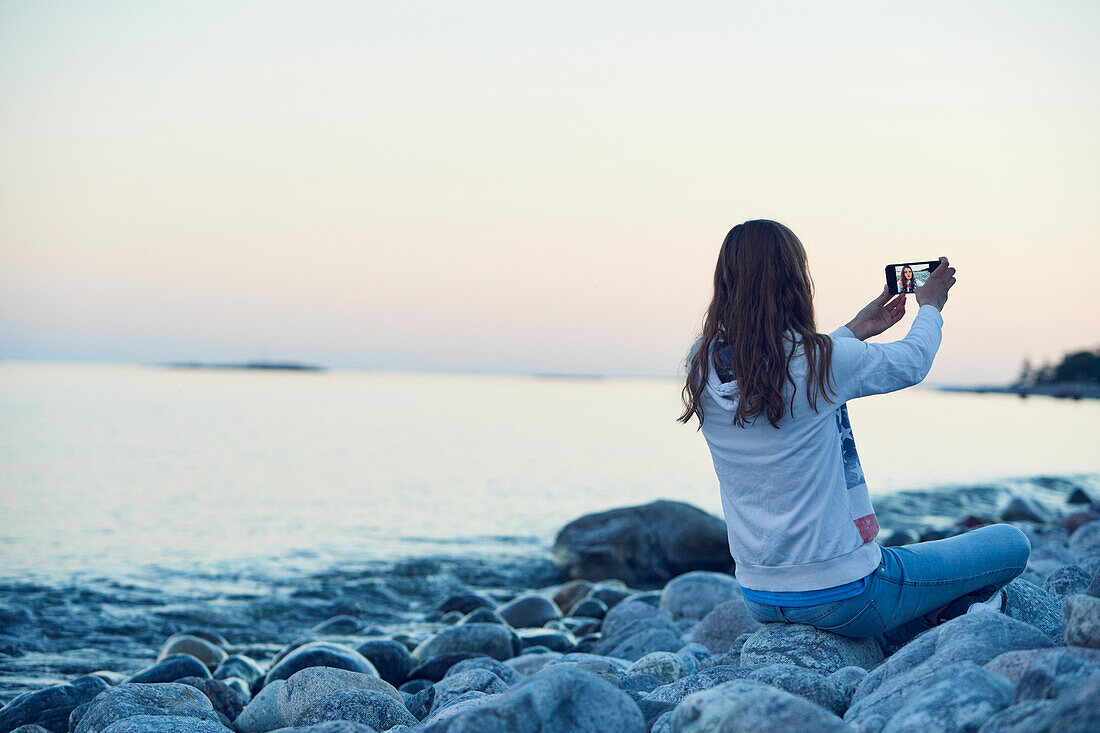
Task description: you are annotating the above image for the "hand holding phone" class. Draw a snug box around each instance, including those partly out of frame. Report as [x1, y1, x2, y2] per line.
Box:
[885, 260, 941, 295]
[914, 256, 956, 311]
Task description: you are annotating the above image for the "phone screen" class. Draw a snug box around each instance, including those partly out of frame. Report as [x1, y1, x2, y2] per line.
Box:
[886, 260, 939, 295]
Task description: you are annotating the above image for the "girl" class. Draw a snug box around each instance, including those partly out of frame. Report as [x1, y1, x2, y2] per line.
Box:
[898, 265, 917, 293]
[679, 219, 1029, 650]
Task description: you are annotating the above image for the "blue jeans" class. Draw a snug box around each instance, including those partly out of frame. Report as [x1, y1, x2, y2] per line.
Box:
[741, 523, 1031, 651]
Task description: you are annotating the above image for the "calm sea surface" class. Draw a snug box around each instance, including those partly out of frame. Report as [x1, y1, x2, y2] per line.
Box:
[2, 362, 1098, 587]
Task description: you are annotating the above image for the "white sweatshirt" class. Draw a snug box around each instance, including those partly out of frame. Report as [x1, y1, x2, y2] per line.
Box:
[690, 304, 944, 591]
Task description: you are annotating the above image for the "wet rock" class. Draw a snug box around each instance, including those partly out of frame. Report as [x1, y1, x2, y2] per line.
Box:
[503, 651, 560, 676]
[689, 598, 762, 653]
[569, 598, 607, 619]
[127, 654, 211, 684]
[0, 675, 109, 733]
[742, 663, 848, 716]
[352, 639, 413, 687]
[73, 682, 221, 733]
[659, 571, 740, 621]
[551, 579, 594, 614]
[844, 613, 1053, 729]
[265, 642, 379, 686]
[1013, 649, 1098, 701]
[1063, 593, 1100, 648]
[600, 599, 665, 638]
[543, 653, 629, 686]
[311, 615, 364, 635]
[1002, 578, 1067, 643]
[431, 592, 496, 618]
[552, 500, 733, 585]
[213, 655, 264, 687]
[585, 585, 633, 609]
[1000, 497, 1051, 523]
[289, 689, 417, 729]
[641, 665, 743, 707]
[407, 653, 487, 683]
[626, 652, 684, 685]
[175, 676, 247, 721]
[827, 665, 868, 709]
[740, 623, 884, 674]
[418, 665, 645, 732]
[233, 678, 285, 732]
[1068, 519, 1100, 559]
[515, 628, 576, 653]
[98, 715, 233, 732]
[157, 634, 228, 668]
[497, 594, 561, 628]
[1044, 565, 1092, 596]
[669, 678, 848, 733]
[268, 722, 380, 733]
[676, 643, 713, 677]
[882, 661, 1012, 732]
[1067, 488, 1094, 505]
[428, 669, 508, 715]
[411, 623, 516, 664]
[458, 608, 506, 625]
[276, 666, 401, 725]
[592, 614, 685, 662]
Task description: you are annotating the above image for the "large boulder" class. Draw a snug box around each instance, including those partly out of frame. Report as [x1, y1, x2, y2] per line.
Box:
[669, 678, 847, 733]
[689, 598, 763, 653]
[234, 678, 285, 732]
[0, 676, 109, 732]
[1012, 650, 1098, 701]
[289, 690, 416, 729]
[659, 571, 740, 621]
[976, 674, 1100, 732]
[1002, 578, 1067, 643]
[844, 612, 1053, 729]
[73, 683, 221, 733]
[881, 662, 1013, 732]
[552, 500, 733, 586]
[411, 624, 517, 664]
[741, 664, 848, 716]
[418, 665, 645, 732]
[740, 623, 883, 674]
[983, 647, 1100, 682]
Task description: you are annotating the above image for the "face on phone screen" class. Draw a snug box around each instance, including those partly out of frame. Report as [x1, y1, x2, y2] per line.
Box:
[893, 262, 931, 293]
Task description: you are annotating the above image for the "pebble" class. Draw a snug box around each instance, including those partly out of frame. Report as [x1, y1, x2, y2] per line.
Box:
[264, 642, 379, 686]
[156, 634, 227, 668]
[497, 594, 562, 628]
[410, 623, 517, 665]
[689, 598, 763, 653]
[658, 571, 741, 621]
[353, 639, 413, 687]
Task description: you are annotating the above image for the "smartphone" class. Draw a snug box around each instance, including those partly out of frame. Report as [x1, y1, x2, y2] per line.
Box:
[885, 260, 940, 295]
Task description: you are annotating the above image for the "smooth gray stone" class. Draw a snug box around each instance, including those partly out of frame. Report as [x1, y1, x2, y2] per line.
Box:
[174, 676, 248, 721]
[1044, 565, 1092, 596]
[569, 598, 607, 620]
[743, 663, 848, 716]
[826, 665, 868, 709]
[276, 667, 400, 725]
[689, 598, 763, 653]
[600, 599, 670, 639]
[0, 675, 109, 732]
[1069, 520, 1100, 560]
[310, 615, 363, 635]
[642, 665, 742, 706]
[353, 640, 413, 686]
[157, 634, 228, 667]
[418, 665, 645, 732]
[881, 661, 1013, 733]
[658, 571, 740, 621]
[431, 592, 496, 617]
[594, 625, 684, 662]
[1063, 593, 1100, 647]
[411, 623, 516, 664]
[542, 653, 629, 686]
[1003, 578, 1067, 643]
[420, 691, 491, 725]
[290, 689, 416, 729]
[515, 628, 577, 653]
[552, 499, 733, 585]
[626, 651, 684, 684]
[443, 656, 523, 685]
[845, 612, 1054, 729]
[670, 678, 847, 733]
[675, 642, 713, 677]
[496, 594, 561, 628]
[99, 715, 233, 732]
[73, 683, 220, 733]
[503, 651, 560, 676]
[265, 642, 379, 686]
[213, 654, 265, 686]
[740, 623, 884, 674]
[10, 725, 51, 733]
[1013, 650, 1098, 701]
[233, 678, 286, 733]
[127, 654, 211, 684]
[427, 669, 508, 714]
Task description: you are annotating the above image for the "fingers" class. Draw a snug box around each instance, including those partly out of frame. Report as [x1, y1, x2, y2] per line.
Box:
[874, 284, 891, 304]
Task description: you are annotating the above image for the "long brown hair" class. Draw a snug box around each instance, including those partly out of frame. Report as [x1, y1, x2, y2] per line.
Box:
[678, 220, 836, 429]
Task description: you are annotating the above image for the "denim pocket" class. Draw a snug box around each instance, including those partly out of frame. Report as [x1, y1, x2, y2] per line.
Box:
[777, 599, 848, 624]
[742, 598, 785, 624]
[811, 598, 887, 639]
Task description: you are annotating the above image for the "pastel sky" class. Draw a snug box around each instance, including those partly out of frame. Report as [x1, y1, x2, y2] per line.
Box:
[1, 1, 1096, 382]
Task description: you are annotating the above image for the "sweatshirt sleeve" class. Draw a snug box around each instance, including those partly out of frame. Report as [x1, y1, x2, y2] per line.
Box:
[828, 304, 944, 402]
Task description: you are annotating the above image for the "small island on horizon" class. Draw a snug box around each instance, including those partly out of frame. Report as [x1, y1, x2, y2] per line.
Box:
[939, 346, 1100, 400]
[161, 360, 325, 372]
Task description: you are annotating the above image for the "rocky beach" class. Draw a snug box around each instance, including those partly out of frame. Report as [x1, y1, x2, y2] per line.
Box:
[2, 476, 1100, 733]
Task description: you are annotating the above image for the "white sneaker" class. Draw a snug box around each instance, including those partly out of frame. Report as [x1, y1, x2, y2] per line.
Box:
[966, 588, 1007, 615]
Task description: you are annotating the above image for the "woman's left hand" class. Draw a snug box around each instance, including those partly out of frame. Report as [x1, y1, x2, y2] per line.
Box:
[844, 286, 906, 340]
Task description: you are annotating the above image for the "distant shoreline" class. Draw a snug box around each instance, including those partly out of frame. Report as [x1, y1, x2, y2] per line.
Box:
[161, 361, 325, 372]
[937, 382, 1100, 400]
